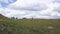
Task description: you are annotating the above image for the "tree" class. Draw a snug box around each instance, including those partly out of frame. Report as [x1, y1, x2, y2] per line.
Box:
[11, 17, 15, 19]
[23, 17, 27, 19]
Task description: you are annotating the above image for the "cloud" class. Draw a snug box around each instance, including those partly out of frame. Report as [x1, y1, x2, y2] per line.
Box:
[0, 0, 60, 19]
[8, 0, 49, 11]
[53, 4, 60, 13]
[9, 4, 47, 11]
[0, 0, 8, 3]
[54, 0, 60, 3]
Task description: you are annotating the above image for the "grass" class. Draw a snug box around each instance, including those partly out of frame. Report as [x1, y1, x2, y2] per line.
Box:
[0, 14, 60, 34]
[0, 19, 60, 34]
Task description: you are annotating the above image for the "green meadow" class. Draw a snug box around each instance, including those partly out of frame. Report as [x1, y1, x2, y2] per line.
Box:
[0, 14, 60, 34]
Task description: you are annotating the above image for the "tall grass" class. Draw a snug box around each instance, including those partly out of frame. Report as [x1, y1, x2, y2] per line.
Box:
[0, 19, 60, 34]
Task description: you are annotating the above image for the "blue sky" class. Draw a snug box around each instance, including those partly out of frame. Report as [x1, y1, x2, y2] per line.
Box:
[0, 0, 60, 19]
[0, 0, 16, 7]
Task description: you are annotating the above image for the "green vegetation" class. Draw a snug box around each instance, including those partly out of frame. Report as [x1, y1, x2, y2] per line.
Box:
[0, 14, 60, 34]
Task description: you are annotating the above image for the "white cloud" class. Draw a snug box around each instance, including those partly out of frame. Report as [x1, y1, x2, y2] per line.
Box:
[0, 0, 60, 19]
[8, 0, 53, 8]
[0, 0, 8, 3]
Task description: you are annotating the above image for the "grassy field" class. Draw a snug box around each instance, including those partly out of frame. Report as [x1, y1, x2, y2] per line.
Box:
[0, 19, 60, 34]
[0, 14, 60, 34]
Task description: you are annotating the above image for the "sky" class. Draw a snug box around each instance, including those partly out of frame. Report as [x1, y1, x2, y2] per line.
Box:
[0, 0, 60, 19]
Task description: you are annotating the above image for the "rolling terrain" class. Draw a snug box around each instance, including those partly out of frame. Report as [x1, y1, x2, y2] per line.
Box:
[0, 14, 60, 34]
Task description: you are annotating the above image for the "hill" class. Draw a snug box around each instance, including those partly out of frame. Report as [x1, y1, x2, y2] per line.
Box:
[0, 14, 60, 34]
[0, 14, 10, 21]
